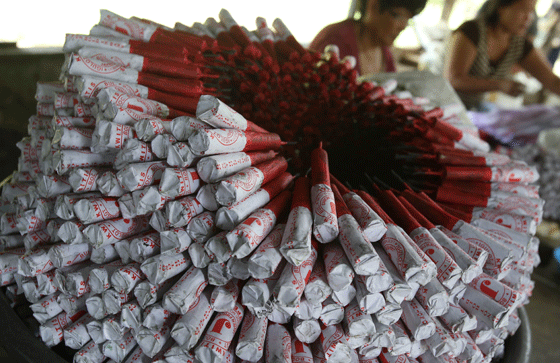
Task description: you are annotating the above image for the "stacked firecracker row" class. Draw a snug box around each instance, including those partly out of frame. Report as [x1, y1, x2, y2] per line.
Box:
[0, 9, 543, 363]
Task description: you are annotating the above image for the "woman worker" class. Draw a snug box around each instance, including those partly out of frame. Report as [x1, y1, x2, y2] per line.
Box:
[445, 0, 560, 110]
[309, 0, 428, 75]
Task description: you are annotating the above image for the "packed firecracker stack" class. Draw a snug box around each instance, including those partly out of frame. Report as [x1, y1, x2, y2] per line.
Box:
[0, 9, 543, 363]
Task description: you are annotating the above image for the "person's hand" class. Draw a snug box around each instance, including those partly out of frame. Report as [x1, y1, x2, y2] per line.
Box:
[499, 79, 526, 97]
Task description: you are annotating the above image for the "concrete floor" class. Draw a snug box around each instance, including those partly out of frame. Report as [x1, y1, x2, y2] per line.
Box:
[524, 242, 560, 362]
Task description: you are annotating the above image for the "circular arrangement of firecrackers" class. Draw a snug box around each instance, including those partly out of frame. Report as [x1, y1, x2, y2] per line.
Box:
[0, 9, 543, 363]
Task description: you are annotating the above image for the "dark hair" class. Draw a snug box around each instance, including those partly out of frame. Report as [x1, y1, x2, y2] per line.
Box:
[351, 0, 428, 21]
[480, 0, 525, 26]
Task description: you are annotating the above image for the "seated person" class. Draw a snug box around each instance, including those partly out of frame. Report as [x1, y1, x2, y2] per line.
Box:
[309, 0, 428, 75]
[444, 0, 560, 110]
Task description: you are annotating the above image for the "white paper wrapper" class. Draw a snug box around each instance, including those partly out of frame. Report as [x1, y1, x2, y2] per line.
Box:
[98, 170, 127, 197]
[142, 302, 172, 331]
[452, 221, 513, 278]
[59, 293, 88, 316]
[215, 166, 267, 207]
[74, 340, 105, 363]
[331, 283, 356, 307]
[134, 276, 176, 309]
[188, 128, 248, 156]
[338, 214, 380, 276]
[171, 115, 211, 141]
[189, 242, 212, 268]
[102, 331, 137, 363]
[86, 318, 106, 345]
[121, 300, 143, 331]
[31, 293, 63, 324]
[167, 142, 198, 168]
[0, 248, 27, 277]
[90, 244, 120, 264]
[158, 167, 201, 199]
[64, 262, 98, 297]
[18, 248, 55, 277]
[135, 118, 173, 142]
[166, 196, 204, 228]
[265, 323, 292, 362]
[323, 242, 354, 292]
[424, 318, 455, 358]
[468, 272, 521, 310]
[164, 344, 195, 363]
[151, 134, 177, 159]
[186, 211, 217, 244]
[211, 278, 240, 312]
[311, 184, 338, 244]
[388, 320, 412, 356]
[64, 313, 94, 349]
[304, 258, 332, 306]
[247, 223, 284, 279]
[84, 215, 151, 248]
[52, 115, 95, 129]
[196, 94, 249, 130]
[159, 228, 191, 256]
[88, 260, 128, 294]
[236, 312, 268, 361]
[49, 243, 91, 268]
[459, 285, 510, 329]
[135, 315, 177, 358]
[162, 265, 207, 314]
[57, 219, 87, 245]
[429, 228, 482, 284]
[170, 288, 213, 349]
[40, 310, 87, 347]
[193, 302, 244, 363]
[273, 243, 317, 308]
[111, 262, 146, 294]
[103, 288, 134, 316]
[67, 167, 104, 193]
[76, 74, 148, 100]
[116, 161, 166, 192]
[401, 299, 436, 341]
[320, 323, 353, 362]
[343, 299, 375, 349]
[216, 187, 275, 232]
[97, 88, 170, 121]
[380, 224, 433, 286]
[114, 139, 156, 170]
[140, 252, 191, 285]
[196, 183, 220, 211]
[200, 151, 265, 186]
[293, 316, 321, 344]
[204, 231, 231, 263]
[129, 230, 161, 262]
[415, 278, 449, 317]
[51, 126, 94, 150]
[343, 191, 387, 242]
[280, 204, 313, 267]
[52, 149, 116, 175]
[355, 275, 385, 314]
[16, 209, 47, 234]
[0, 234, 24, 251]
[440, 303, 478, 333]
[320, 297, 344, 326]
[370, 316, 396, 348]
[409, 227, 462, 289]
[74, 196, 121, 224]
[227, 206, 276, 259]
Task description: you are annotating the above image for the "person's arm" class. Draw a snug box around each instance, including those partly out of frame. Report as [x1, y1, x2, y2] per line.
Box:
[444, 31, 524, 96]
[519, 47, 560, 95]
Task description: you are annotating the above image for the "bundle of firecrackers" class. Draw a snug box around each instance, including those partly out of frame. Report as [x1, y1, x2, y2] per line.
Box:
[0, 9, 543, 363]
